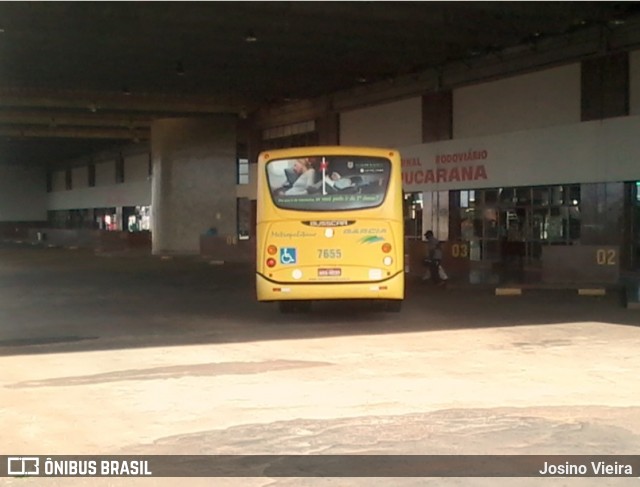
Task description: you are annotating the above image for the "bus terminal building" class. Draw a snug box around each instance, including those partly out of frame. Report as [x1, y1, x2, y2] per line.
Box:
[2, 5, 640, 289]
[400, 112, 640, 286]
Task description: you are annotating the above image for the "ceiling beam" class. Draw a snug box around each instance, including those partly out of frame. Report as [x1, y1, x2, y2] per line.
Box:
[0, 125, 149, 140]
[0, 88, 248, 114]
[0, 110, 152, 128]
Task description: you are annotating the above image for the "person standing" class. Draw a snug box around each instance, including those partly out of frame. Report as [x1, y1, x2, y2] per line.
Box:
[422, 230, 447, 285]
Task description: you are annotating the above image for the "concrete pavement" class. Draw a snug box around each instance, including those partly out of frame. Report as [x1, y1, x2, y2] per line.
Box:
[1, 244, 639, 486]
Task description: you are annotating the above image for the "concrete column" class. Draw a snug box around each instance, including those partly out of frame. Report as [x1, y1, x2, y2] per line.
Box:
[422, 190, 449, 241]
[0, 164, 46, 222]
[316, 112, 339, 145]
[151, 116, 237, 255]
[115, 206, 123, 231]
[422, 91, 452, 143]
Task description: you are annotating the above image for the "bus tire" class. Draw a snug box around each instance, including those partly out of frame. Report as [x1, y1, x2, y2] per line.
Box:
[383, 300, 402, 313]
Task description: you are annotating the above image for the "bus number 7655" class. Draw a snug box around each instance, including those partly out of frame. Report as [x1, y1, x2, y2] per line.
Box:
[318, 249, 342, 259]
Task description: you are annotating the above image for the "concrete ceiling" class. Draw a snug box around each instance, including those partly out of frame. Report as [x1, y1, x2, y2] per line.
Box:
[1, 1, 639, 168]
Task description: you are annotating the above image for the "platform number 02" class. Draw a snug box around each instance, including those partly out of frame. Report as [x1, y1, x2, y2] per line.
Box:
[596, 249, 616, 265]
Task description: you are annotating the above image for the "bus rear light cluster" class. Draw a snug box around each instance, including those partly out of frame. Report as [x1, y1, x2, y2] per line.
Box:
[382, 243, 392, 253]
[266, 258, 276, 268]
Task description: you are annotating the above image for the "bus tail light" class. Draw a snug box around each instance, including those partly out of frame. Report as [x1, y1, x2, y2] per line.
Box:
[382, 243, 392, 253]
[383, 256, 393, 266]
[266, 258, 276, 268]
[267, 245, 278, 255]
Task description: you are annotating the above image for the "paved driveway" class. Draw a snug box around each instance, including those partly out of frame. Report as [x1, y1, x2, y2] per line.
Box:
[1, 244, 639, 486]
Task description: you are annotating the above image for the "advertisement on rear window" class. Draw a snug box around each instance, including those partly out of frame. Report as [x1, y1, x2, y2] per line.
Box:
[266, 156, 390, 211]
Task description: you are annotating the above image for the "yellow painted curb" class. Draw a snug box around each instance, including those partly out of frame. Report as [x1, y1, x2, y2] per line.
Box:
[578, 288, 606, 296]
[495, 288, 522, 296]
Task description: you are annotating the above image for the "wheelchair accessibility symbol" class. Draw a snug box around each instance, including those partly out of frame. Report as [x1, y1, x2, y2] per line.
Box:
[280, 247, 297, 265]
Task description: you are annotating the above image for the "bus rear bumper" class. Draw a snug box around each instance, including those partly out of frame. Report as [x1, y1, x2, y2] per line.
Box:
[256, 272, 404, 301]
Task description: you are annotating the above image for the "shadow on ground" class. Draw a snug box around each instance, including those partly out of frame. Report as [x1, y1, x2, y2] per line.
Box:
[0, 243, 637, 356]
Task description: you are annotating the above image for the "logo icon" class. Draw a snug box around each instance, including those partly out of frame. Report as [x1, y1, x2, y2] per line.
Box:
[359, 236, 384, 244]
[280, 247, 297, 265]
[8, 457, 39, 476]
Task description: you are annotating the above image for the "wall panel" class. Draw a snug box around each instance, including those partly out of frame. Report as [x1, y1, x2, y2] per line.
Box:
[72, 166, 88, 190]
[47, 181, 151, 210]
[126, 153, 150, 182]
[340, 97, 422, 147]
[95, 160, 115, 187]
[581, 53, 628, 121]
[453, 64, 581, 138]
[422, 91, 452, 143]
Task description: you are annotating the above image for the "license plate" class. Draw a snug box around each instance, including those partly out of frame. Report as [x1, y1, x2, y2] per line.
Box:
[318, 268, 341, 277]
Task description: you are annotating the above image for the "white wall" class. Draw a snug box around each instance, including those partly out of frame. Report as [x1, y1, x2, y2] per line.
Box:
[629, 49, 640, 116]
[453, 64, 581, 138]
[47, 181, 151, 210]
[340, 97, 422, 147]
[401, 115, 640, 192]
[0, 165, 47, 221]
[48, 153, 151, 210]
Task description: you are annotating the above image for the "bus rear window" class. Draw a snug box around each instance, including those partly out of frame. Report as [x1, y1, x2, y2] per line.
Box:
[266, 155, 391, 211]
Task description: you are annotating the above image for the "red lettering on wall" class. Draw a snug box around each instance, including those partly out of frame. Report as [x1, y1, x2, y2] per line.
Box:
[461, 166, 474, 180]
[425, 170, 435, 183]
[434, 149, 489, 164]
[402, 164, 489, 185]
[401, 158, 422, 167]
[475, 164, 488, 180]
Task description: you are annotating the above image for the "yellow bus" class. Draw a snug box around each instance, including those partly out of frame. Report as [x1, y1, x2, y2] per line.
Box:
[256, 146, 404, 312]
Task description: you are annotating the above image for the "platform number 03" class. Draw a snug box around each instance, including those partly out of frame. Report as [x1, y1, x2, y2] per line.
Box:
[451, 243, 469, 258]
